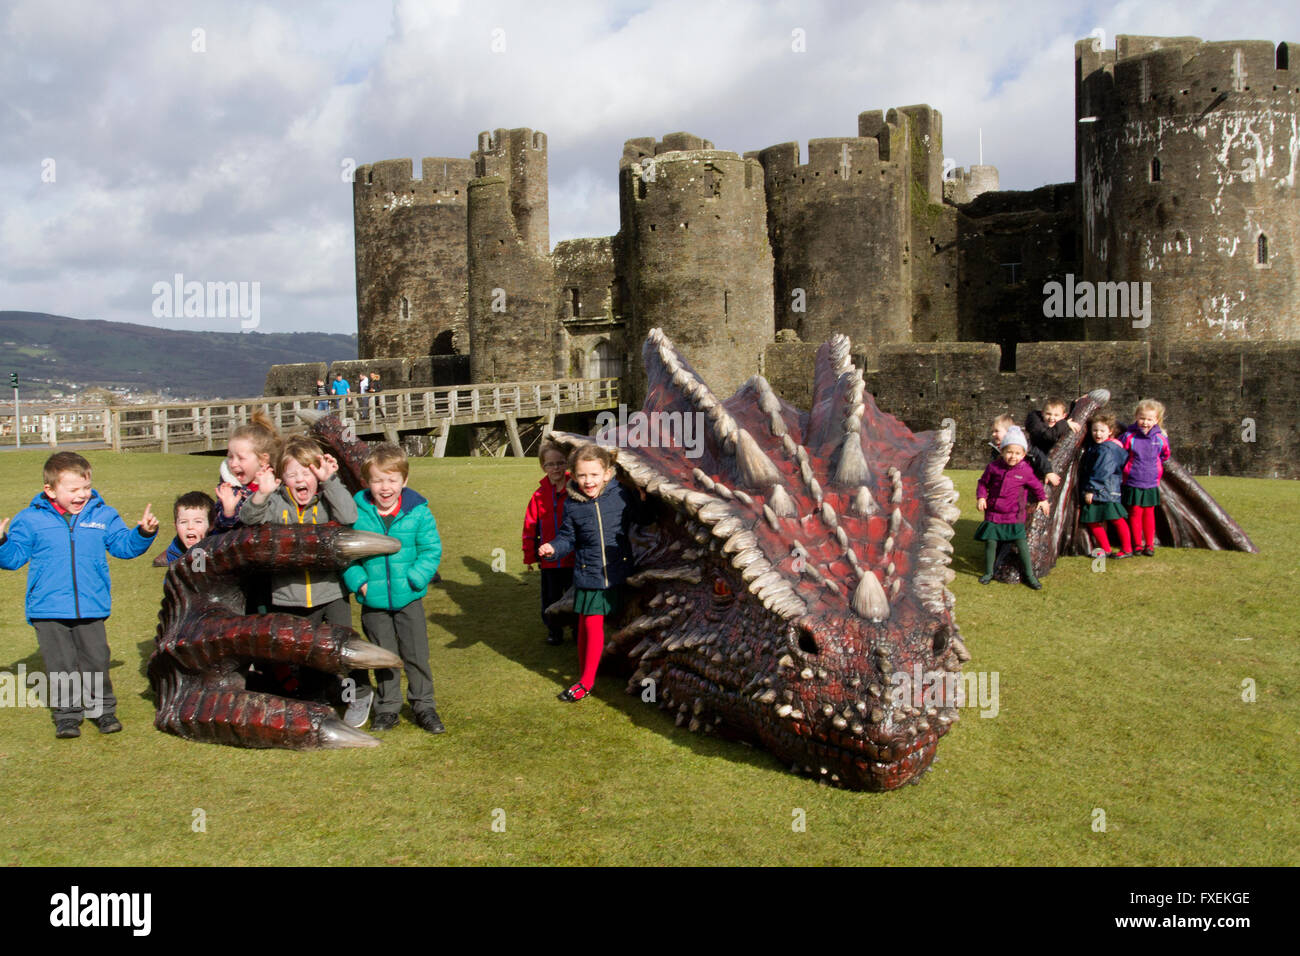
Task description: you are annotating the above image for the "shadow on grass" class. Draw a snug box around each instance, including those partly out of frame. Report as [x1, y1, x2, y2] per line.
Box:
[430, 554, 781, 778]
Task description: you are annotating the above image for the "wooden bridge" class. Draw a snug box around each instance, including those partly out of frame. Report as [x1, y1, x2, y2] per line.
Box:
[0, 378, 619, 457]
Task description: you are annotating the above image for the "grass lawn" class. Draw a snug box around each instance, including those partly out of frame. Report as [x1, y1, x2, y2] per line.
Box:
[0, 450, 1295, 866]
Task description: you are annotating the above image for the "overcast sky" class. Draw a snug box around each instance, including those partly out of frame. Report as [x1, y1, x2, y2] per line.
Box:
[3, 0, 1298, 337]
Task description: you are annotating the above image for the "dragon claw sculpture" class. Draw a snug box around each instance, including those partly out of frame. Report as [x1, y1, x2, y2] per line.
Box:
[149, 418, 404, 749]
[548, 329, 968, 790]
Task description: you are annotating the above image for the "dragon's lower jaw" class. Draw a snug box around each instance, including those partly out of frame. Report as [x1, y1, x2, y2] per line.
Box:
[653, 660, 950, 791]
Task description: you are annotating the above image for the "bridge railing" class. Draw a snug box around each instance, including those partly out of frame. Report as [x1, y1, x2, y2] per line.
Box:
[0, 379, 619, 452]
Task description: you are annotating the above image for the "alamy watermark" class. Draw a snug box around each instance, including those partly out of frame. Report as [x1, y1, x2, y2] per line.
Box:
[152, 273, 261, 329]
[889, 664, 999, 718]
[595, 405, 705, 459]
[1042, 274, 1151, 329]
[0, 666, 105, 717]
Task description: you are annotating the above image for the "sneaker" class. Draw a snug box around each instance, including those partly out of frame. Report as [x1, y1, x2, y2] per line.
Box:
[558, 682, 590, 703]
[55, 720, 82, 739]
[1113, 551, 1133, 560]
[370, 712, 399, 732]
[342, 686, 374, 728]
[413, 708, 445, 734]
[1143, 547, 1156, 557]
[1025, 579, 1043, 590]
[978, 573, 993, 585]
[94, 715, 123, 734]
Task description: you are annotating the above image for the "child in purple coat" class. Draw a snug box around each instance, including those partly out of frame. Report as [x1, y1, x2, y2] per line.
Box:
[1120, 399, 1171, 557]
[975, 426, 1049, 588]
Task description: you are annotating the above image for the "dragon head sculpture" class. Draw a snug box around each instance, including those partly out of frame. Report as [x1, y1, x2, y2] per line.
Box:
[548, 329, 969, 790]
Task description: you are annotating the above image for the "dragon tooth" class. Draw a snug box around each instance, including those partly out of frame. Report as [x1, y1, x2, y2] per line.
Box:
[888, 509, 902, 535]
[851, 571, 890, 622]
[943, 567, 957, 584]
[731, 489, 754, 507]
[776, 704, 794, 718]
[886, 561, 896, 576]
[845, 415, 861, 433]
[740, 557, 773, 582]
[850, 721, 865, 735]
[822, 704, 835, 716]
[715, 483, 734, 500]
[781, 434, 798, 458]
[870, 707, 885, 723]
[730, 547, 766, 570]
[769, 411, 788, 436]
[723, 529, 757, 554]
[809, 478, 823, 505]
[692, 468, 716, 491]
[832, 716, 848, 730]
[697, 500, 732, 524]
[754, 689, 778, 704]
[890, 578, 901, 598]
[711, 516, 744, 539]
[884, 535, 895, 554]
[952, 636, 971, 662]
[917, 719, 931, 733]
[747, 570, 786, 594]
[777, 655, 795, 670]
[799, 459, 815, 489]
[800, 667, 814, 680]
[835, 527, 849, 549]
[852, 485, 878, 516]
[767, 483, 797, 518]
[790, 710, 804, 720]
[820, 501, 838, 527]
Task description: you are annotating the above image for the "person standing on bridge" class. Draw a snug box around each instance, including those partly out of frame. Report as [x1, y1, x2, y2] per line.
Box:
[330, 372, 350, 416]
[358, 372, 371, 422]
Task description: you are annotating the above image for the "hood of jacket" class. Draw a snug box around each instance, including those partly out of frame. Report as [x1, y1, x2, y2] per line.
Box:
[360, 486, 428, 516]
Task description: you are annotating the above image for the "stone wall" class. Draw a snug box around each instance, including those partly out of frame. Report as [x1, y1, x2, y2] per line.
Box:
[763, 338, 1299, 478]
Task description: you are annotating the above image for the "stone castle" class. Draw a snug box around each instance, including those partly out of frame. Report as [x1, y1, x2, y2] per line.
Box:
[267, 34, 1300, 478]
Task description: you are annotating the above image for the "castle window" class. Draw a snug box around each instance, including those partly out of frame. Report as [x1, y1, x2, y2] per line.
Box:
[569, 288, 580, 317]
[1279, 43, 1289, 70]
[1150, 157, 1161, 182]
[400, 296, 410, 321]
[588, 340, 622, 379]
[724, 290, 730, 320]
[1257, 234, 1269, 265]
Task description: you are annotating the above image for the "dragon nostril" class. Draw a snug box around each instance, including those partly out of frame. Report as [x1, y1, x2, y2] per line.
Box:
[932, 628, 950, 657]
[798, 627, 820, 656]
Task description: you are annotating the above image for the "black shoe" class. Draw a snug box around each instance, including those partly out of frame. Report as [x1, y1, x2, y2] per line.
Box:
[370, 712, 399, 732]
[54, 720, 81, 739]
[1026, 578, 1043, 590]
[978, 573, 993, 585]
[413, 709, 445, 734]
[95, 715, 123, 734]
[1142, 547, 1155, 557]
[545, 633, 564, 646]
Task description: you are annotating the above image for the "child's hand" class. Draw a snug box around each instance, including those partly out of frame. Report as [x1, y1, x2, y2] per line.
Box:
[1037, 500, 1051, 515]
[312, 454, 339, 483]
[357, 584, 367, 598]
[977, 498, 987, 512]
[138, 503, 158, 534]
[1084, 492, 1094, 504]
[252, 464, 280, 499]
[1067, 420, 1081, 433]
[216, 483, 240, 516]
[538, 542, 555, 559]
[1046, 472, 1061, 487]
[0, 516, 8, 539]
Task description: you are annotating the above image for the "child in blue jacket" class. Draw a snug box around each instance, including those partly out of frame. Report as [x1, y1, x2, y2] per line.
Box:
[341, 442, 444, 735]
[0, 452, 158, 737]
[538, 443, 651, 703]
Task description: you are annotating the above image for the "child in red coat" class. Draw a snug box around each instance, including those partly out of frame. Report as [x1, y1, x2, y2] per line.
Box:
[522, 439, 576, 645]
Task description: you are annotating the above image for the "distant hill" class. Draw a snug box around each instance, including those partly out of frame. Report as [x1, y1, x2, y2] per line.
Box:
[0, 312, 357, 401]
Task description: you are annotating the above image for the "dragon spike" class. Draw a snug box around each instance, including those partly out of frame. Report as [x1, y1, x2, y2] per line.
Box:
[888, 467, 903, 504]
[820, 501, 838, 528]
[733, 427, 783, 488]
[851, 569, 890, 621]
[833, 431, 871, 486]
[767, 483, 797, 518]
[852, 485, 878, 516]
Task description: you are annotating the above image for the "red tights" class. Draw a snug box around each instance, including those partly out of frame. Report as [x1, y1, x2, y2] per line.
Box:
[573, 613, 605, 697]
[1086, 520, 1132, 555]
[1128, 505, 1157, 550]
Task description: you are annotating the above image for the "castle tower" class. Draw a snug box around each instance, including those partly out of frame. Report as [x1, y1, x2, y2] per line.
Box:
[1077, 35, 1300, 341]
[753, 107, 933, 348]
[467, 128, 556, 383]
[619, 134, 774, 404]
[353, 156, 473, 358]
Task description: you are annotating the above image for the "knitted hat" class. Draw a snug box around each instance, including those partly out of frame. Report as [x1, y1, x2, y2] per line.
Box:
[1000, 426, 1028, 452]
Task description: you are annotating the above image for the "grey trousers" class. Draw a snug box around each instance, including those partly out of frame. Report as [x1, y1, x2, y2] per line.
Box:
[360, 599, 435, 715]
[32, 618, 116, 723]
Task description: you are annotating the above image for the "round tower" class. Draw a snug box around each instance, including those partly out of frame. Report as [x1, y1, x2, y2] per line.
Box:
[353, 156, 473, 358]
[467, 128, 556, 383]
[1077, 35, 1300, 342]
[619, 139, 774, 404]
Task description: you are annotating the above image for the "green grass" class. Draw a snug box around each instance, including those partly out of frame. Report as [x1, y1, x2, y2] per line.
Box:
[1, 451, 1295, 865]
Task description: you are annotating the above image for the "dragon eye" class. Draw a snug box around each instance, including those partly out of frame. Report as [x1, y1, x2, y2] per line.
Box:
[713, 578, 732, 598]
[932, 627, 950, 658]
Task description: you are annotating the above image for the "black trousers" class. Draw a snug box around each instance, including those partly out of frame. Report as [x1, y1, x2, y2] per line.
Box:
[32, 618, 115, 723]
[540, 567, 576, 638]
[360, 599, 435, 715]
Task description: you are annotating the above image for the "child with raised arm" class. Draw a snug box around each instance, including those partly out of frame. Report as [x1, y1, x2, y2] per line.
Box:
[214, 411, 283, 532]
[522, 438, 576, 646]
[1024, 397, 1081, 458]
[975, 427, 1049, 589]
[1079, 412, 1132, 559]
[240, 435, 371, 724]
[537, 443, 650, 703]
[342, 443, 445, 734]
[1120, 399, 1171, 557]
[0, 452, 158, 737]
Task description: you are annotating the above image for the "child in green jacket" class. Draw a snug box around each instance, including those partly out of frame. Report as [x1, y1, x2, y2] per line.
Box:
[341, 443, 444, 735]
